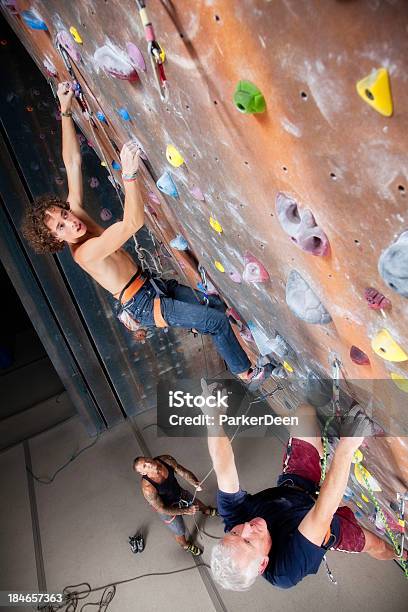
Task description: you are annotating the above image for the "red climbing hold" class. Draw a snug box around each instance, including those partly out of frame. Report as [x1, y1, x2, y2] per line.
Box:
[243, 251, 270, 283]
[350, 346, 370, 366]
[364, 287, 391, 310]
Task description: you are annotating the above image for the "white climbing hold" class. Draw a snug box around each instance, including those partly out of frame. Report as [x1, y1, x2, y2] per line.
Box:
[285, 270, 332, 324]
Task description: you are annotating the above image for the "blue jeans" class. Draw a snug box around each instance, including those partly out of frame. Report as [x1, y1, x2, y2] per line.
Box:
[121, 279, 251, 375]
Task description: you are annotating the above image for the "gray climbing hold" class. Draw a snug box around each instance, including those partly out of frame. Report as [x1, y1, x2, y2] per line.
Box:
[285, 270, 332, 324]
[378, 230, 408, 298]
[268, 334, 297, 363]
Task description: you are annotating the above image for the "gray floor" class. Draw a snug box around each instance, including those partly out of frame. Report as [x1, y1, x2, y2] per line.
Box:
[0, 413, 407, 612]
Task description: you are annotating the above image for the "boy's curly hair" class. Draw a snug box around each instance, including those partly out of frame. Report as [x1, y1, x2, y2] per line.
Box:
[22, 195, 70, 254]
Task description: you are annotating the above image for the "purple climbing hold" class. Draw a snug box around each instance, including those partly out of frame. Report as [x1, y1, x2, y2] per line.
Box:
[170, 235, 188, 251]
[56, 30, 81, 62]
[21, 10, 48, 31]
[364, 287, 391, 310]
[275, 192, 330, 257]
[190, 186, 205, 201]
[148, 191, 161, 204]
[126, 42, 146, 72]
[89, 177, 99, 188]
[285, 270, 332, 324]
[94, 45, 138, 81]
[3, 1, 18, 15]
[243, 251, 270, 283]
[117, 108, 131, 121]
[350, 346, 370, 366]
[100, 208, 112, 221]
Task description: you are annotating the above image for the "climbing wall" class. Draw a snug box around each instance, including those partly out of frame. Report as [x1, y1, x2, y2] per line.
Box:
[1, 0, 407, 556]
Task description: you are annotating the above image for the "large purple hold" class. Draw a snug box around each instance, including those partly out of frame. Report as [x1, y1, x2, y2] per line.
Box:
[276, 192, 330, 256]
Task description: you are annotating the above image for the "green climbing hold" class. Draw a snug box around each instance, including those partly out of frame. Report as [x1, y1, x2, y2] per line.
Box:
[233, 81, 266, 114]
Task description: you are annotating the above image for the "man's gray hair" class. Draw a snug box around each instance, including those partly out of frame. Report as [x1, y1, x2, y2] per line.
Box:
[210, 542, 262, 591]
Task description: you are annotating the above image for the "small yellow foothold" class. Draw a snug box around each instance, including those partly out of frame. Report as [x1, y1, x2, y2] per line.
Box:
[166, 144, 184, 168]
[356, 68, 393, 117]
[398, 519, 405, 527]
[283, 361, 294, 372]
[69, 26, 83, 44]
[354, 464, 382, 492]
[361, 494, 369, 503]
[100, 161, 107, 167]
[214, 261, 225, 273]
[371, 329, 408, 362]
[209, 217, 223, 234]
[356, 501, 363, 509]
[390, 372, 408, 393]
[352, 449, 363, 464]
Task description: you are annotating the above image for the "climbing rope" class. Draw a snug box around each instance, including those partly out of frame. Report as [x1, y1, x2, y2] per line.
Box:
[319, 357, 408, 579]
[54, 44, 165, 277]
[135, 0, 168, 101]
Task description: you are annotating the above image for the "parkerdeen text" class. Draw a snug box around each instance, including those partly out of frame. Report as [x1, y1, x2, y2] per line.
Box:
[168, 414, 299, 427]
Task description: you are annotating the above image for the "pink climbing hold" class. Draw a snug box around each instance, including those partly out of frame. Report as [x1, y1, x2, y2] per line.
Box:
[228, 266, 242, 283]
[243, 251, 270, 283]
[56, 30, 81, 63]
[43, 58, 58, 77]
[364, 287, 391, 310]
[350, 346, 370, 366]
[94, 45, 138, 81]
[148, 191, 161, 204]
[190, 186, 205, 201]
[100, 208, 113, 221]
[126, 42, 146, 72]
[89, 177, 99, 188]
[146, 204, 158, 218]
[275, 192, 330, 257]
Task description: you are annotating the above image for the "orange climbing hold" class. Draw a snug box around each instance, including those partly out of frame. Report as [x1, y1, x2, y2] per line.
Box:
[356, 68, 393, 117]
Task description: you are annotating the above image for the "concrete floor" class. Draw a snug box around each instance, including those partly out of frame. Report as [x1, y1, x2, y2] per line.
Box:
[0, 412, 407, 612]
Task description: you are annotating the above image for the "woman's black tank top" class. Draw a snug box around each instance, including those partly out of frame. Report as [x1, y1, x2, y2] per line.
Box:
[142, 457, 182, 506]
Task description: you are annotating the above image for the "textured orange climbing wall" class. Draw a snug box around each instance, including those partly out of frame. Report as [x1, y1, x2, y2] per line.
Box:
[2, 0, 408, 539]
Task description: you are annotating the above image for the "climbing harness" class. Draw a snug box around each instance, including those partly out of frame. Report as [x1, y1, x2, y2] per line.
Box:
[135, 0, 168, 101]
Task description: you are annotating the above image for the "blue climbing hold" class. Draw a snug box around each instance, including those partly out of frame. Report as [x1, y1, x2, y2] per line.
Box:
[247, 321, 276, 356]
[112, 160, 121, 170]
[96, 111, 107, 123]
[21, 10, 48, 31]
[117, 107, 131, 121]
[170, 235, 188, 251]
[156, 172, 179, 198]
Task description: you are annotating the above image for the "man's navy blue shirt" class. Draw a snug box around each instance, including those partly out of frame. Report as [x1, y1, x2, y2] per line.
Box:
[217, 482, 341, 589]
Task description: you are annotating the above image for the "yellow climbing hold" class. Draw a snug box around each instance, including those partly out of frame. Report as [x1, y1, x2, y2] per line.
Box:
[390, 372, 408, 393]
[371, 329, 408, 362]
[283, 361, 294, 373]
[356, 501, 363, 509]
[354, 464, 382, 492]
[352, 449, 363, 464]
[209, 217, 223, 234]
[214, 261, 225, 273]
[361, 494, 369, 503]
[100, 161, 107, 167]
[69, 26, 83, 44]
[356, 68, 393, 117]
[158, 44, 166, 62]
[166, 144, 184, 168]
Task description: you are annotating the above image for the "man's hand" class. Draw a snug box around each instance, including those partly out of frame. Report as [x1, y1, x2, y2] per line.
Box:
[183, 504, 199, 515]
[120, 140, 141, 176]
[57, 81, 75, 112]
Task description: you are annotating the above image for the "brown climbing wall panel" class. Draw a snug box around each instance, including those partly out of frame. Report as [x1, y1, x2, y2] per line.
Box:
[2, 0, 408, 549]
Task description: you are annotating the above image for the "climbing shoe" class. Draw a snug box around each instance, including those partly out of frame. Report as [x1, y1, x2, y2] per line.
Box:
[129, 532, 145, 554]
[184, 543, 203, 556]
[205, 507, 218, 517]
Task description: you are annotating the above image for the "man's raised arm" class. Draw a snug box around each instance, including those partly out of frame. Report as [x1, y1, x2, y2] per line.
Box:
[74, 140, 144, 263]
[57, 81, 83, 210]
[201, 380, 239, 494]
